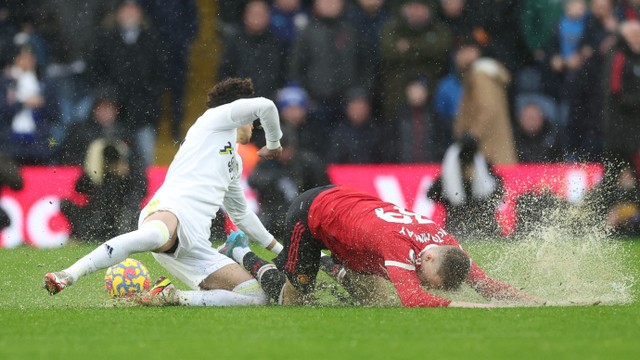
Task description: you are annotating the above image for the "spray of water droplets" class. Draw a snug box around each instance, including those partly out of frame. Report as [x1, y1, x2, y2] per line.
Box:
[462, 198, 637, 307]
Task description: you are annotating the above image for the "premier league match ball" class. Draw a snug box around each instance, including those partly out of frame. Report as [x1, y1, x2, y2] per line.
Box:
[104, 258, 151, 298]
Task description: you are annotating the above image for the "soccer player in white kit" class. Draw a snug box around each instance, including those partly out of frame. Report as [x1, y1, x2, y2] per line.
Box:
[44, 78, 284, 306]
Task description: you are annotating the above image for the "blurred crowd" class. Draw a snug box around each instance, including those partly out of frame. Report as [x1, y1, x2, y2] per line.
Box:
[2, 0, 640, 238]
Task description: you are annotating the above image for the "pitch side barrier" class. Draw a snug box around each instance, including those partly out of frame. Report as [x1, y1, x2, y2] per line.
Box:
[0, 164, 603, 248]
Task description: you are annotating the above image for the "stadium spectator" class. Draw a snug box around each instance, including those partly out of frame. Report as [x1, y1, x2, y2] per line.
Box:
[216, 0, 251, 36]
[269, 0, 309, 63]
[453, 55, 517, 165]
[25, 1, 101, 146]
[513, 66, 560, 127]
[345, 0, 390, 99]
[287, 0, 369, 125]
[514, 101, 563, 163]
[142, 0, 198, 141]
[219, 0, 284, 99]
[60, 138, 145, 241]
[0, 44, 58, 165]
[427, 135, 504, 238]
[379, 0, 452, 120]
[326, 87, 385, 164]
[217, 185, 536, 307]
[0, 2, 17, 69]
[86, 0, 166, 167]
[44, 78, 284, 308]
[615, 0, 640, 20]
[248, 126, 329, 239]
[0, 151, 24, 230]
[603, 20, 640, 172]
[436, 0, 472, 45]
[547, 0, 588, 136]
[565, 0, 618, 161]
[433, 39, 480, 149]
[520, 0, 565, 63]
[582, 154, 640, 237]
[56, 92, 126, 165]
[395, 77, 444, 163]
[12, 14, 49, 69]
[465, 0, 527, 73]
[275, 84, 328, 158]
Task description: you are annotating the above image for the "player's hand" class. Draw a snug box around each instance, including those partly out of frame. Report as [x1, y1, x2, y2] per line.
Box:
[449, 301, 495, 308]
[258, 146, 282, 160]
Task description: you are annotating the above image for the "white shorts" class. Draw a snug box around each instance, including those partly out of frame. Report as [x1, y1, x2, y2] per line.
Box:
[138, 200, 235, 290]
[151, 249, 235, 290]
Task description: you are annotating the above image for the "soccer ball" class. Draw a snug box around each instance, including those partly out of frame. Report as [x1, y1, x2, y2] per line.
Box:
[104, 258, 151, 298]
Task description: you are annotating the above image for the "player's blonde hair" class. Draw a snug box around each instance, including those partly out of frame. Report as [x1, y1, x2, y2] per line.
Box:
[435, 246, 471, 291]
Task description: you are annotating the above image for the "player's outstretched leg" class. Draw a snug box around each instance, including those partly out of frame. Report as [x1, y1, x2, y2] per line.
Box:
[220, 230, 287, 303]
[140, 274, 267, 307]
[43, 219, 171, 295]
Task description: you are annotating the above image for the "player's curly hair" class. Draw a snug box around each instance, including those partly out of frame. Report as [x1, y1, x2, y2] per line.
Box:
[437, 247, 471, 291]
[206, 77, 255, 108]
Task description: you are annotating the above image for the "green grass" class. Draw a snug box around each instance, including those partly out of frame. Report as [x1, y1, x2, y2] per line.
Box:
[1, 241, 639, 360]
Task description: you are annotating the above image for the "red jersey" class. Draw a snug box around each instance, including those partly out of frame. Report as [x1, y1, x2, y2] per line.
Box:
[307, 186, 512, 307]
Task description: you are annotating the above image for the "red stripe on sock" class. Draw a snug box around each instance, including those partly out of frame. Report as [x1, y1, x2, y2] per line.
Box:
[285, 221, 305, 273]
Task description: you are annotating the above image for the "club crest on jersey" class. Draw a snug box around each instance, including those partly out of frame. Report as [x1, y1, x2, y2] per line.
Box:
[219, 141, 233, 155]
[297, 274, 310, 285]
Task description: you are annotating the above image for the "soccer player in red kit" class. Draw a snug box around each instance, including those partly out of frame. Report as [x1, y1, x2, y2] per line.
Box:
[216, 185, 536, 307]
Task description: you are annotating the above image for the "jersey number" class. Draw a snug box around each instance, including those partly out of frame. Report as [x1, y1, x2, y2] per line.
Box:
[374, 207, 435, 225]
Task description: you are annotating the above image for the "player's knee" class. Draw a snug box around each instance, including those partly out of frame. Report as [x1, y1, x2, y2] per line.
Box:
[233, 279, 268, 305]
[140, 219, 171, 249]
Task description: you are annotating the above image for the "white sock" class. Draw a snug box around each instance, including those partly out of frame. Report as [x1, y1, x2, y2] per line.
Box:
[270, 242, 283, 254]
[64, 220, 170, 283]
[232, 247, 251, 266]
[175, 279, 267, 306]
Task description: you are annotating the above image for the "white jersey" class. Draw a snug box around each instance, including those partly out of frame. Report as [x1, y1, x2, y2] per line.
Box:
[140, 97, 282, 252]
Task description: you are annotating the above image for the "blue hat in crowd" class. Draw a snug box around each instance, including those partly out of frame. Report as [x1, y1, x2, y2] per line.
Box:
[277, 85, 308, 110]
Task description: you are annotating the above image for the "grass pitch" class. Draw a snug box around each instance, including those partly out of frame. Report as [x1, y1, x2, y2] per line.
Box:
[1, 240, 639, 360]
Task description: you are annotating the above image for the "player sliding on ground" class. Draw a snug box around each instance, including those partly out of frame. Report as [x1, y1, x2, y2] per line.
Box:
[210, 185, 538, 308]
[44, 78, 285, 306]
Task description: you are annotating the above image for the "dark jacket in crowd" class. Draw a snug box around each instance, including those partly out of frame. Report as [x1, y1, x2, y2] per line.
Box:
[515, 121, 563, 163]
[219, 29, 284, 98]
[565, 12, 615, 160]
[603, 36, 640, 157]
[0, 151, 24, 229]
[380, 9, 452, 119]
[466, 0, 528, 72]
[87, 26, 165, 130]
[61, 139, 146, 241]
[396, 105, 444, 163]
[56, 117, 130, 165]
[288, 15, 367, 101]
[326, 120, 385, 164]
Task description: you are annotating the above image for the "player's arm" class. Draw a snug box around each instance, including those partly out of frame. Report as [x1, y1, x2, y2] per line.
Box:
[386, 265, 493, 308]
[229, 97, 282, 153]
[466, 261, 537, 304]
[223, 180, 283, 254]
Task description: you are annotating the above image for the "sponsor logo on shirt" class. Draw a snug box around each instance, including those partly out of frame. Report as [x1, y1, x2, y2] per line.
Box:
[218, 141, 233, 155]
